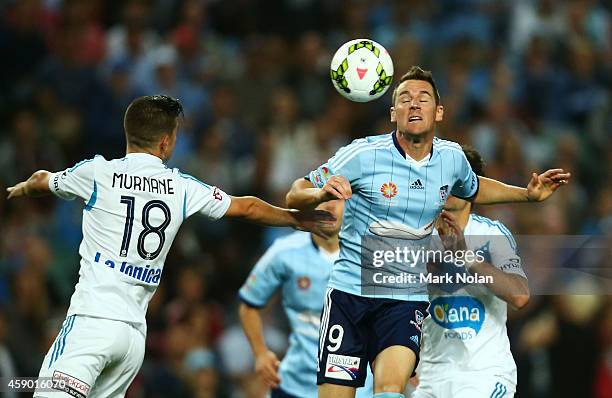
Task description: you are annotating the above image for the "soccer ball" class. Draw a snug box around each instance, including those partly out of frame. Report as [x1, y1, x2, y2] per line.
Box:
[330, 39, 394, 103]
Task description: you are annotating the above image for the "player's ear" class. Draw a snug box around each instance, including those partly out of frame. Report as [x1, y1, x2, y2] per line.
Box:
[435, 105, 444, 122]
[159, 134, 170, 154]
[390, 106, 396, 123]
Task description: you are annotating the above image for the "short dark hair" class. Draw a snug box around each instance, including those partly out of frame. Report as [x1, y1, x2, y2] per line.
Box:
[461, 145, 486, 177]
[123, 95, 184, 149]
[391, 66, 440, 105]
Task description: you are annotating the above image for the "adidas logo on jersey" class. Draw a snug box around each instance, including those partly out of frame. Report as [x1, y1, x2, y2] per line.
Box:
[410, 179, 424, 190]
[410, 335, 420, 345]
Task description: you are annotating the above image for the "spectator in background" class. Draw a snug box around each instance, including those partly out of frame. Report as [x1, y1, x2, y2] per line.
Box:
[510, 0, 567, 56]
[0, 310, 17, 398]
[0, 109, 64, 184]
[218, 313, 287, 398]
[292, 32, 331, 118]
[234, 35, 287, 129]
[136, 44, 207, 160]
[517, 287, 605, 397]
[560, 37, 607, 127]
[104, 0, 159, 88]
[89, 59, 143, 158]
[192, 83, 258, 179]
[6, 253, 49, 375]
[166, 266, 223, 344]
[184, 348, 221, 398]
[581, 187, 612, 235]
[59, 0, 105, 65]
[258, 87, 319, 203]
[0, 0, 50, 104]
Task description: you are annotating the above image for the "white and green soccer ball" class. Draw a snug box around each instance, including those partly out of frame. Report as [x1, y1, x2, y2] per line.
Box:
[330, 39, 394, 103]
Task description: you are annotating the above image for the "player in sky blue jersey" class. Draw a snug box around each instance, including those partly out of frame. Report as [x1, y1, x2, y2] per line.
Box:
[286, 66, 570, 398]
[238, 201, 373, 398]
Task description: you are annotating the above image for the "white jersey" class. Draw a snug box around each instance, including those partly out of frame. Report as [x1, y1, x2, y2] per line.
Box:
[48, 153, 231, 333]
[418, 214, 527, 385]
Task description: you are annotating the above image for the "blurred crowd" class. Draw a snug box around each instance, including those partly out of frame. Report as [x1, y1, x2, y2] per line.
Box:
[0, 0, 609, 397]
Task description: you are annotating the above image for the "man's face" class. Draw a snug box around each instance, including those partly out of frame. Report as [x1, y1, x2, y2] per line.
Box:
[390, 79, 443, 137]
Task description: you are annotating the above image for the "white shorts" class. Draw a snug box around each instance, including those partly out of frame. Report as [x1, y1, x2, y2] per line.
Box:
[413, 374, 516, 398]
[34, 315, 145, 398]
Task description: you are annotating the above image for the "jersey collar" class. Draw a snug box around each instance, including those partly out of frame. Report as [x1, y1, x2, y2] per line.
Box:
[310, 236, 339, 259]
[125, 152, 164, 164]
[391, 131, 433, 166]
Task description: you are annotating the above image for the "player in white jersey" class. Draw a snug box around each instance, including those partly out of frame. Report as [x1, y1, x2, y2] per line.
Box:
[6, 95, 333, 398]
[414, 147, 530, 398]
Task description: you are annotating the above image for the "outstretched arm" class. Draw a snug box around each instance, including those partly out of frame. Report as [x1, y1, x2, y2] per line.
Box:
[224, 196, 335, 236]
[474, 169, 571, 204]
[464, 261, 530, 309]
[438, 211, 530, 309]
[238, 303, 281, 388]
[6, 170, 51, 199]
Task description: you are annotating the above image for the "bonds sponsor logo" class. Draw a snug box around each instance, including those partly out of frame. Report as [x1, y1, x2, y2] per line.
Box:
[500, 257, 522, 272]
[431, 296, 485, 338]
[325, 354, 360, 381]
[52, 371, 90, 398]
[53, 172, 60, 191]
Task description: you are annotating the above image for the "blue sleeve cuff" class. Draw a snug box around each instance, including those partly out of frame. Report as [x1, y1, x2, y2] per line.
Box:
[238, 292, 266, 308]
[454, 174, 480, 201]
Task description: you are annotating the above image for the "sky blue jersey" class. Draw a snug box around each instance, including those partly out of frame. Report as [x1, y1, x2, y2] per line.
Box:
[307, 132, 479, 301]
[239, 231, 372, 398]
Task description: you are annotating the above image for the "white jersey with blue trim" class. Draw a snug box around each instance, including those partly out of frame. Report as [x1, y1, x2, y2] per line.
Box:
[418, 214, 527, 385]
[307, 133, 479, 301]
[238, 231, 373, 398]
[48, 153, 231, 333]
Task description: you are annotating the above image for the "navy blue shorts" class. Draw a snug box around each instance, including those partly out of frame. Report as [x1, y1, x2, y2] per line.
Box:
[316, 288, 429, 388]
[270, 388, 297, 398]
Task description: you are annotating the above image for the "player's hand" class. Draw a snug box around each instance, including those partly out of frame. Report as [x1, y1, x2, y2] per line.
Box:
[254, 350, 281, 388]
[320, 175, 352, 201]
[438, 210, 467, 252]
[6, 181, 28, 199]
[527, 169, 571, 202]
[293, 209, 337, 238]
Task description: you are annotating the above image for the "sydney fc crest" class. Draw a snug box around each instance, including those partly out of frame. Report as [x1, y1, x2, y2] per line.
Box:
[297, 276, 311, 290]
[439, 185, 449, 202]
